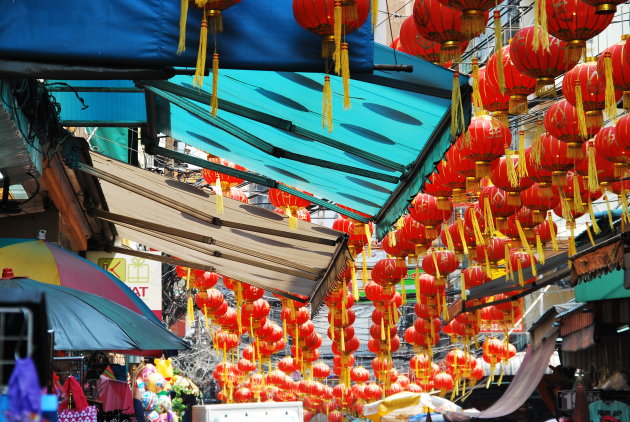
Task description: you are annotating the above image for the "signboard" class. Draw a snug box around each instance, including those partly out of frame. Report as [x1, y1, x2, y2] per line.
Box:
[479, 320, 525, 333]
[86, 251, 162, 318]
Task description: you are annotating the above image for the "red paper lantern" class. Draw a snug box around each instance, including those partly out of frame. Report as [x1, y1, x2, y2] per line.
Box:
[594, 125, 630, 178]
[434, 160, 467, 202]
[459, 115, 511, 178]
[478, 67, 510, 125]
[413, 0, 483, 62]
[351, 366, 370, 383]
[439, 222, 476, 255]
[615, 113, 630, 150]
[371, 258, 407, 287]
[445, 142, 478, 189]
[520, 183, 560, 223]
[363, 383, 383, 400]
[312, 362, 331, 379]
[409, 193, 452, 237]
[433, 372, 454, 394]
[486, 45, 537, 115]
[489, 155, 534, 207]
[201, 156, 246, 191]
[546, 0, 613, 59]
[268, 187, 311, 216]
[400, 214, 439, 257]
[421, 249, 459, 278]
[422, 173, 454, 210]
[278, 356, 298, 373]
[224, 186, 249, 203]
[399, 16, 448, 64]
[435, 0, 500, 37]
[479, 186, 520, 229]
[237, 358, 257, 373]
[597, 35, 630, 111]
[474, 237, 507, 267]
[537, 132, 581, 186]
[510, 26, 579, 95]
[194, 271, 220, 290]
[462, 265, 490, 289]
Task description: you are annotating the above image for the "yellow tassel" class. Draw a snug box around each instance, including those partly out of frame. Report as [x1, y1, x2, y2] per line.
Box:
[620, 190, 630, 224]
[334, 0, 342, 74]
[530, 254, 537, 276]
[414, 265, 421, 295]
[516, 258, 523, 286]
[203, 305, 209, 329]
[390, 231, 397, 247]
[362, 248, 368, 285]
[568, 223, 577, 262]
[211, 53, 219, 117]
[484, 249, 492, 276]
[178, 0, 189, 54]
[215, 177, 224, 214]
[586, 222, 595, 246]
[494, 11, 505, 95]
[472, 58, 484, 116]
[365, 223, 373, 255]
[371, 0, 378, 31]
[187, 294, 195, 326]
[285, 206, 299, 230]
[341, 328, 346, 352]
[461, 272, 467, 301]
[322, 75, 333, 132]
[282, 318, 287, 345]
[531, 120, 543, 167]
[603, 52, 618, 121]
[193, 12, 208, 88]
[559, 191, 573, 223]
[532, 0, 550, 52]
[573, 175, 585, 213]
[484, 196, 496, 234]
[497, 368, 505, 386]
[380, 316, 386, 341]
[451, 71, 466, 138]
[341, 43, 351, 110]
[587, 143, 600, 192]
[431, 250, 442, 279]
[471, 208, 485, 246]
[604, 195, 614, 229]
[444, 225, 455, 251]
[457, 216, 469, 255]
[517, 130, 528, 178]
[588, 198, 602, 234]
[515, 219, 532, 257]
[352, 266, 360, 302]
[401, 280, 407, 304]
[536, 234, 545, 265]
[574, 81, 588, 140]
[504, 243, 513, 281]
[547, 212, 558, 251]
[506, 150, 519, 188]
[236, 283, 243, 334]
[486, 370, 493, 388]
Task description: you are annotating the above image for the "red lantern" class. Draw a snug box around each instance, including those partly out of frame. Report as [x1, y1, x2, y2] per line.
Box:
[459, 115, 511, 178]
[446, 142, 478, 190]
[486, 45, 537, 115]
[201, 156, 246, 192]
[617, 114, 630, 149]
[598, 35, 630, 112]
[363, 383, 383, 401]
[474, 237, 507, 268]
[489, 155, 534, 207]
[434, 160, 467, 202]
[196, 288, 225, 312]
[351, 366, 370, 383]
[478, 67, 510, 125]
[563, 59, 616, 135]
[435, 0, 500, 37]
[421, 249, 459, 278]
[413, 0, 484, 62]
[433, 372, 454, 395]
[224, 186, 249, 203]
[479, 186, 520, 230]
[520, 183, 560, 223]
[510, 26, 579, 95]
[546, 0, 613, 60]
[422, 172, 455, 210]
[462, 265, 490, 289]
[278, 356, 298, 373]
[233, 387, 253, 403]
[237, 358, 257, 373]
[409, 193, 452, 237]
[312, 362, 331, 379]
[594, 126, 630, 179]
[400, 215, 439, 257]
[268, 186, 311, 228]
[194, 271, 220, 290]
[537, 132, 581, 186]
[398, 16, 463, 65]
[439, 222, 475, 255]
[371, 258, 407, 287]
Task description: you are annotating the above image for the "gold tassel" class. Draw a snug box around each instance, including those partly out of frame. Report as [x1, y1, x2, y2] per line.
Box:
[504, 242, 513, 281]
[559, 191, 573, 222]
[371, 0, 378, 31]
[620, 190, 630, 224]
[401, 280, 407, 304]
[352, 264, 360, 301]
[471, 208, 485, 246]
[497, 368, 505, 386]
[178, 0, 189, 54]
[532, 0, 549, 51]
[211, 53, 219, 117]
[431, 250, 442, 279]
[362, 248, 368, 284]
[547, 212, 558, 251]
[536, 234, 546, 265]
[341, 43, 351, 110]
[365, 223, 373, 255]
[531, 120, 543, 167]
[603, 52, 618, 121]
[444, 225, 456, 251]
[588, 198, 602, 234]
[472, 58, 484, 116]
[322, 75, 333, 132]
[586, 222, 595, 246]
[215, 177, 224, 214]
[515, 219, 532, 257]
[484, 249, 492, 276]
[461, 272, 467, 301]
[286, 206, 299, 230]
[573, 175, 585, 213]
[380, 316, 386, 341]
[516, 259, 524, 286]
[494, 11, 505, 95]
[457, 215, 469, 255]
[414, 265, 421, 295]
[517, 130, 528, 178]
[193, 12, 209, 88]
[574, 81, 588, 140]
[203, 305, 209, 329]
[587, 143, 600, 192]
[186, 268, 194, 325]
[484, 196, 496, 234]
[350, 262, 357, 298]
[334, 0, 342, 74]
[506, 150, 519, 188]
[451, 71, 466, 139]
[604, 195, 614, 229]
[568, 223, 577, 262]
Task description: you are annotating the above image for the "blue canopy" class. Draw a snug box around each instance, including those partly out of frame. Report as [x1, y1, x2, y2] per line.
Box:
[0, 0, 373, 73]
[51, 45, 471, 238]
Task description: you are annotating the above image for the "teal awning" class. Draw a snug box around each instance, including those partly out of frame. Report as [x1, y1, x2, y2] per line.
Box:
[575, 269, 630, 302]
[50, 45, 470, 238]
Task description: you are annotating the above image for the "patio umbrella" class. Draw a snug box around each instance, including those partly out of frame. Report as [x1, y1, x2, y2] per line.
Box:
[0, 274, 188, 352]
[0, 237, 159, 323]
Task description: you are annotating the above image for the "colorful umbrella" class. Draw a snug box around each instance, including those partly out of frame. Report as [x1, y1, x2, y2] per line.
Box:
[0, 237, 159, 323]
[0, 275, 188, 352]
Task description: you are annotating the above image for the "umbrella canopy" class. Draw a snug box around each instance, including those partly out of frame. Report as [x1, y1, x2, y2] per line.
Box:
[0, 275, 188, 352]
[0, 238, 160, 323]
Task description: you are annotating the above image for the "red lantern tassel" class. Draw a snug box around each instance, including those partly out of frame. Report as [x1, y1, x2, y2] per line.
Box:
[604, 195, 614, 229]
[517, 130, 528, 178]
[494, 11, 506, 95]
[603, 52, 618, 121]
[371, 0, 378, 31]
[547, 212, 558, 251]
[211, 53, 219, 117]
[322, 75, 333, 132]
[505, 149, 519, 189]
[471, 58, 484, 117]
[573, 175, 585, 214]
[451, 71, 466, 139]
[588, 197, 602, 234]
[341, 43, 351, 110]
[193, 12, 209, 88]
[574, 81, 588, 144]
[532, 2, 549, 52]
[334, 0, 343, 74]
[536, 234, 545, 265]
[444, 224, 456, 251]
[178, 0, 189, 54]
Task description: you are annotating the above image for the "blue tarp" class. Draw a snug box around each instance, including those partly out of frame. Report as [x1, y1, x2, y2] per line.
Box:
[0, 0, 373, 73]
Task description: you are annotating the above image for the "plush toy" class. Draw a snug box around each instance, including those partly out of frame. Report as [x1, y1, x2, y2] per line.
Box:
[156, 395, 173, 414]
[155, 358, 174, 383]
[146, 373, 166, 394]
[138, 364, 157, 384]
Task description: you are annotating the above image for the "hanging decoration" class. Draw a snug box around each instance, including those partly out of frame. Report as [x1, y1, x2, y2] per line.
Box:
[485, 45, 537, 115]
[597, 35, 630, 113]
[268, 185, 312, 230]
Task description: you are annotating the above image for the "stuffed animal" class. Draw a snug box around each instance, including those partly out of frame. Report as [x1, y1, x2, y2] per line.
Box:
[155, 358, 174, 383]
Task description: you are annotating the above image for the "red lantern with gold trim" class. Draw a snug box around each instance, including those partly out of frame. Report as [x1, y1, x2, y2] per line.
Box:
[459, 115, 511, 178]
[399, 16, 468, 65]
[537, 133, 581, 186]
[594, 125, 630, 179]
[479, 186, 519, 230]
[202, 156, 246, 191]
[486, 45, 537, 115]
[520, 183, 560, 223]
[409, 193, 452, 238]
[478, 67, 510, 125]
[544, 101, 596, 160]
[510, 26, 579, 96]
[489, 155, 534, 207]
[434, 0, 500, 37]
[546, 0, 613, 60]
[598, 35, 630, 112]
